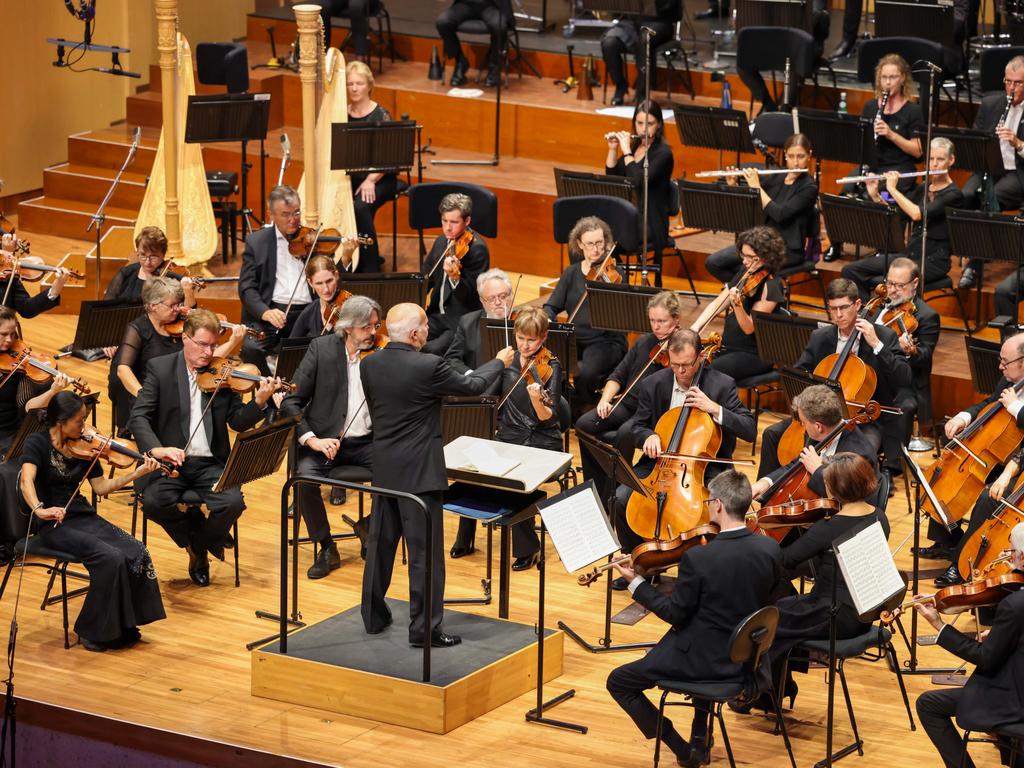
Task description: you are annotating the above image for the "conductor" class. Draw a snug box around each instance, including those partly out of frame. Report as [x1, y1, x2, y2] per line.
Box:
[360, 303, 514, 647]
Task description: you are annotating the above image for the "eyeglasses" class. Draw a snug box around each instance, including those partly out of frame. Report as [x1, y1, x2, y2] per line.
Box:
[154, 300, 180, 310]
[999, 354, 1024, 368]
[1005, 78, 1024, 89]
[185, 336, 218, 351]
[827, 302, 857, 314]
[138, 253, 163, 263]
[702, 498, 721, 507]
[580, 241, 606, 251]
[669, 359, 698, 371]
[356, 322, 382, 332]
[481, 292, 512, 306]
[278, 209, 302, 221]
[885, 278, 915, 290]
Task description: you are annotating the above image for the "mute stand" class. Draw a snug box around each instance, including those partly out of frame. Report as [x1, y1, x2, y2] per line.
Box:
[87, 130, 140, 299]
[561, 439, 655, 653]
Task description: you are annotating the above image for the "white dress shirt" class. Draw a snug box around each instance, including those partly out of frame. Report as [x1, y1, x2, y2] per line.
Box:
[1001, 101, 1024, 171]
[184, 368, 214, 459]
[271, 226, 311, 306]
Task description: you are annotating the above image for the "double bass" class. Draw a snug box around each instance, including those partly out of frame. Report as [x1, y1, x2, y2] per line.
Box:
[625, 336, 723, 540]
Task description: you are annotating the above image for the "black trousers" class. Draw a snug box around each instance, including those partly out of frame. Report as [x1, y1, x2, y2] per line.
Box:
[841, 251, 951, 300]
[710, 349, 772, 381]
[917, 689, 973, 768]
[607, 655, 711, 761]
[361, 490, 445, 639]
[600, 20, 673, 95]
[995, 269, 1024, 317]
[436, 0, 507, 65]
[314, 0, 382, 56]
[141, 457, 244, 554]
[575, 405, 638, 507]
[295, 434, 374, 546]
[241, 302, 307, 376]
[573, 338, 628, 413]
[351, 173, 397, 273]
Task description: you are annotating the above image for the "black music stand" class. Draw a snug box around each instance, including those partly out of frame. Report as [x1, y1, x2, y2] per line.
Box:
[922, 127, 1002, 178]
[779, 366, 849, 417]
[2, 411, 46, 463]
[964, 336, 1001, 395]
[70, 300, 144, 351]
[185, 93, 271, 235]
[736, 0, 811, 30]
[337, 272, 428, 314]
[480, 318, 578, 377]
[587, 281, 662, 334]
[875, 0, 956, 48]
[553, 169, 639, 206]
[442, 396, 498, 607]
[794, 109, 873, 180]
[673, 104, 757, 169]
[948, 209, 1024, 331]
[274, 336, 313, 382]
[751, 310, 825, 369]
[559, 440, 656, 654]
[820, 194, 906, 257]
[677, 180, 762, 234]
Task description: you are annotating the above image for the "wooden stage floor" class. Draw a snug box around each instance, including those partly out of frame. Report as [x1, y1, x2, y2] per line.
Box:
[0, 306, 1006, 768]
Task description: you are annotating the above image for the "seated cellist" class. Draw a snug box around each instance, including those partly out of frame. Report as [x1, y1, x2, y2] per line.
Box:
[610, 329, 756, 590]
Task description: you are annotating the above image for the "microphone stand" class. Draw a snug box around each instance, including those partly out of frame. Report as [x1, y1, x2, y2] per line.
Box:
[917, 63, 937, 303]
[638, 26, 653, 287]
[88, 129, 139, 299]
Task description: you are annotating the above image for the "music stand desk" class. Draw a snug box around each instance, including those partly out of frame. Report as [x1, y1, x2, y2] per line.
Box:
[821, 193, 906, 253]
[779, 365, 849, 418]
[587, 281, 661, 334]
[444, 435, 572, 494]
[948, 209, 1024, 329]
[736, 0, 811, 30]
[795, 109, 873, 167]
[673, 105, 757, 166]
[923, 127, 1001, 177]
[677, 180, 762, 234]
[330, 120, 417, 175]
[480, 319, 578, 377]
[338, 272, 428, 314]
[964, 335, 1001, 396]
[553, 169, 638, 206]
[275, 336, 312, 382]
[72, 300, 144, 350]
[752, 310, 827, 368]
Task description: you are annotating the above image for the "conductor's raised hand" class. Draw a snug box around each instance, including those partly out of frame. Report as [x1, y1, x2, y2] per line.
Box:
[496, 346, 515, 367]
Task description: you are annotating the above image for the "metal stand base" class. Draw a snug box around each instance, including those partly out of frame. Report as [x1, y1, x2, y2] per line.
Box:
[908, 437, 935, 452]
[525, 689, 587, 732]
[558, 620, 655, 653]
[246, 613, 305, 651]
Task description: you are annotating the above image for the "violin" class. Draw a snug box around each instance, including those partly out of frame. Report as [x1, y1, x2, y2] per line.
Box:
[625, 336, 724, 540]
[0, 253, 83, 282]
[0, 341, 90, 395]
[441, 229, 475, 280]
[747, 497, 840, 535]
[691, 264, 771, 336]
[576, 523, 720, 586]
[321, 288, 355, 334]
[158, 260, 239, 291]
[584, 250, 623, 284]
[497, 348, 555, 409]
[68, 430, 179, 478]
[880, 571, 1024, 624]
[359, 330, 390, 359]
[0, 217, 30, 255]
[865, 283, 918, 352]
[196, 358, 296, 394]
[165, 308, 266, 342]
[287, 226, 373, 259]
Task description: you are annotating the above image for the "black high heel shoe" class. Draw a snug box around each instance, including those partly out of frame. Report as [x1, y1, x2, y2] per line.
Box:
[512, 553, 540, 571]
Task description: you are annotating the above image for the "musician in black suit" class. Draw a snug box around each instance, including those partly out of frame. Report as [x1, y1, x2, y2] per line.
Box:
[436, 0, 513, 88]
[360, 303, 514, 647]
[423, 193, 490, 355]
[444, 268, 513, 558]
[238, 186, 314, 375]
[0, 233, 71, 319]
[915, 522, 1024, 768]
[280, 295, 382, 580]
[128, 310, 278, 587]
[607, 470, 784, 768]
[601, 0, 680, 105]
[611, 330, 756, 583]
[790, 278, 912, 475]
[104, 226, 197, 308]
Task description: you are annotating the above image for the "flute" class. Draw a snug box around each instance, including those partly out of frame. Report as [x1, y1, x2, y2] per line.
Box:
[835, 169, 945, 184]
[694, 168, 809, 178]
[604, 133, 643, 143]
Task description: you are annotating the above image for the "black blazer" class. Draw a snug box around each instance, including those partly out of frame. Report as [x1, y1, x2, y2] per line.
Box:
[794, 324, 912, 406]
[128, 352, 266, 465]
[939, 588, 1024, 731]
[631, 367, 757, 461]
[279, 334, 352, 439]
[444, 309, 485, 375]
[360, 342, 505, 494]
[290, 298, 326, 339]
[238, 226, 314, 325]
[973, 91, 1022, 184]
[423, 233, 489, 327]
[965, 375, 1024, 426]
[0, 278, 59, 319]
[765, 426, 878, 496]
[631, 527, 784, 681]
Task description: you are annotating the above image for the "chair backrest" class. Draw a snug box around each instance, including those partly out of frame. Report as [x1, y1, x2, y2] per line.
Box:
[407, 182, 498, 238]
[856, 37, 945, 120]
[196, 42, 250, 94]
[728, 605, 780, 676]
[736, 27, 816, 79]
[980, 47, 1024, 94]
[753, 112, 796, 150]
[552, 196, 641, 256]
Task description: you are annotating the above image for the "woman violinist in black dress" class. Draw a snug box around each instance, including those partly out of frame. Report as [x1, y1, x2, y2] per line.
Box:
[20, 391, 165, 651]
[104, 226, 197, 307]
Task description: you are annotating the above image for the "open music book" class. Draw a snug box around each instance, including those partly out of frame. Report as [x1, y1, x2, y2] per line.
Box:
[834, 519, 906, 619]
[538, 481, 619, 574]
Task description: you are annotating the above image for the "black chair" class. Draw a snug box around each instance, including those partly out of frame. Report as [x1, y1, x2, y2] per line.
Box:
[552, 195, 641, 266]
[455, 18, 540, 86]
[653, 605, 797, 768]
[736, 26, 836, 113]
[752, 112, 796, 157]
[959, 722, 1024, 768]
[408, 181, 498, 263]
[333, 2, 402, 74]
[922, 274, 971, 333]
[979, 46, 1024, 94]
[660, 20, 697, 102]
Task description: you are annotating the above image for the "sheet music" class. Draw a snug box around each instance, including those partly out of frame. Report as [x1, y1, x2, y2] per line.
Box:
[458, 442, 520, 477]
[834, 520, 905, 616]
[538, 482, 620, 574]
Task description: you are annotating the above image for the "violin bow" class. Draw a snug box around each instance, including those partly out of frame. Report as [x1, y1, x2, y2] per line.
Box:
[1, 258, 16, 306]
[280, 224, 324, 325]
[503, 274, 522, 351]
[181, 364, 231, 456]
[567, 244, 617, 324]
[607, 338, 669, 417]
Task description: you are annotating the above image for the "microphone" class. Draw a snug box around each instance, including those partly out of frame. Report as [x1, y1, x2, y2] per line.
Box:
[96, 66, 141, 78]
[640, 25, 657, 36]
[280, 132, 292, 162]
[126, 126, 141, 164]
[913, 60, 942, 74]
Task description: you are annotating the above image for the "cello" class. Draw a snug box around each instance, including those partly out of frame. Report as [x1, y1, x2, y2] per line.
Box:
[625, 336, 724, 539]
[956, 474, 1024, 580]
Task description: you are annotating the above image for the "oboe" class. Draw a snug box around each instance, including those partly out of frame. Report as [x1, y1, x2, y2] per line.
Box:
[874, 89, 890, 142]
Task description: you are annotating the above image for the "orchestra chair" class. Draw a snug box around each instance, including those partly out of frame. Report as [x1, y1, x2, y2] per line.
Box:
[290, 464, 373, 561]
[660, 19, 698, 102]
[333, 2, 401, 74]
[959, 722, 1024, 768]
[455, 15, 540, 87]
[735, 26, 836, 114]
[0, 470, 89, 650]
[407, 181, 498, 263]
[922, 274, 971, 333]
[752, 111, 795, 159]
[652, 605, 797, 768]
[130, 482, 241, 588]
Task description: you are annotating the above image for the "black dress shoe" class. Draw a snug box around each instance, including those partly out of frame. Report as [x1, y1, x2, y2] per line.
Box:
[410, 629, 462, 648]
[449, 543, 475, 559]
[829, 38, 857, 61]
[822, 244, 842, 262]
[329, 487, 347, 506]
[344, 514, 369, 546]
[450, 57, 469, 87]
[611, 576, 630, 591]
[913, 545, 952, 560]
[186, 545, 210, 587]
[934, 564, 964, 587]
[208, 532, 235, 562]
[680, 744, 711, 768]
[307, 543, 341, 579]
[79, 636, 108, 652]
[512, 553, 539, 571]
[484, 66, 500, 88]
[610, 86, 626, 107]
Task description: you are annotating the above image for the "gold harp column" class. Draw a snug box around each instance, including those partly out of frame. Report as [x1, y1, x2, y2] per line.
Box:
[154, 0, 182, 259]
[294, 4, 321, 228]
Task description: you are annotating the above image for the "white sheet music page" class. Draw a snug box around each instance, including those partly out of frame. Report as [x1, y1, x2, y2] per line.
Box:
[539, 482, 620, 574]
[458, 442, 520, 477]
[834, 520, 904, 616]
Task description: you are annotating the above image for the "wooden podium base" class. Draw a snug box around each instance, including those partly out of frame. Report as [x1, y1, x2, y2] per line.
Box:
[251, 599, 564, 734]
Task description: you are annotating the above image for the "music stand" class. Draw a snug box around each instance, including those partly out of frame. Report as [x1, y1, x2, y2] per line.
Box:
[673, 104, 758, 168]
[442, 395, 497, 442]
[821, 194, 906, 255]
[559, 435, 656, 654]
[70, 300, 144, 350]
[922, 127, 1002, 178]
[185, 93, 271, 235]
[794, 109, 874, 178]
[587, 281, 661, 334]
[553, 169, 639, 206]
[948, 209, 1024, 330]
[676, 180, 762, 233]
[778, 366, 849, 418]
[274, 336, 312, 382]
[480, 318, 578, 377]
[965, 336, 1001, 395]
[875, 0, 956, 48]
[3, 411, 46, 463]
[736, 0, 811, 30]
[214, 414, 297, 494]
[751, 310, 825, 368]
[337, 272, 428, 315]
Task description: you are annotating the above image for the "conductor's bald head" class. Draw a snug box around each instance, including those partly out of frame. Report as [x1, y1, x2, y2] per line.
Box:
[386, 303, 429, 350]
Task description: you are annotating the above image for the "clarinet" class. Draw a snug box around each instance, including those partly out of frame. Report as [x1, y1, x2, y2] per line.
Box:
[999, 94, 1013, 128]
[874, 89, 890, 142]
